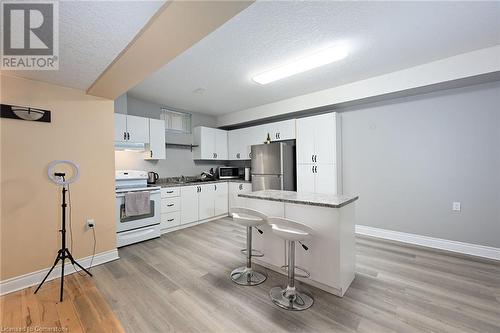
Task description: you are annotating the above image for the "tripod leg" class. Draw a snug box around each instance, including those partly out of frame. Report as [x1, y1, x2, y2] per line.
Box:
[66, 249, 93, 277]
[34, 250, 62, 294]
[60, 252, 65, 302]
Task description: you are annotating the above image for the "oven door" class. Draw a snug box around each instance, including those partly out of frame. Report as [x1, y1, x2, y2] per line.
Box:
[115, 189, 160, 233]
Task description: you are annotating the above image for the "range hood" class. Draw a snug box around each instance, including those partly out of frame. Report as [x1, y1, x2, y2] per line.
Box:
[114, 141, 145, 151]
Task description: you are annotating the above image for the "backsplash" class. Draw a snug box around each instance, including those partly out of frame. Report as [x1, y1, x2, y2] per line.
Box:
[115, 149, 222, 177]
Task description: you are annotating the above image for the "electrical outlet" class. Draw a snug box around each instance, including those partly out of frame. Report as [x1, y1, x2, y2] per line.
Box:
[452, 202, 461, 212]
[86, 219, 95, 228]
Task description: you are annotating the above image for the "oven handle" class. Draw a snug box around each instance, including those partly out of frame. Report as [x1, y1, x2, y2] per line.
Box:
[116, 190, 160, 198]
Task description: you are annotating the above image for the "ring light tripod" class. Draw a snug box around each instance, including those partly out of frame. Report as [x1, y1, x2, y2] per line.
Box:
[34, 160, 92, 302]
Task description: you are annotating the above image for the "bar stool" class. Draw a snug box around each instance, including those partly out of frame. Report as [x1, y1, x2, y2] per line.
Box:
[268, 217, 314, 311]
[230, 207, 268, 286]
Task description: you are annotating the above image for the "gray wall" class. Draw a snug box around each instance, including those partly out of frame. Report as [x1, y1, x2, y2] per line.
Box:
[114, 94, 222, 177]
[341, 81, 500, 247]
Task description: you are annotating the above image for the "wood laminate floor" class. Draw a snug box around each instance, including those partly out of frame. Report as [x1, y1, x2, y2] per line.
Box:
[94, 217, 500, 333]
[0, 272, 124, 333]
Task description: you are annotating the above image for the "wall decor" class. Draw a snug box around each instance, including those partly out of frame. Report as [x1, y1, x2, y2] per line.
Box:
[1, 104, 51, 122]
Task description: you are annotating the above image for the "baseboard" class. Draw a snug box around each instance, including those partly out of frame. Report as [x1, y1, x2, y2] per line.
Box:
[161, 213, 229, 234]
[0, 249, 119, 296]
[355, 225, 500, 261]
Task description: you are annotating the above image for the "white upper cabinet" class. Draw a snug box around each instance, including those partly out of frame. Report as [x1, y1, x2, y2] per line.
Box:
[215, 129, 228, 160]
[296, 112, 341, 194]
[114, 114, 127, 142]
[297, 113, 338, 165]
[126, 115, 149, 143]
[145, 118, 166, 160]
[228, 127, 251, 160]
[296, 116, 316, 164]
[193, 126, 228, 160]
[114, 114, 148, 143]
[227, 119, 296, 161]
[266, 119, 296, 141]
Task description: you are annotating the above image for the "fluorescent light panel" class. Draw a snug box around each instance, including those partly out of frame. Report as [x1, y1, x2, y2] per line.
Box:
[253, 44, 349, 85]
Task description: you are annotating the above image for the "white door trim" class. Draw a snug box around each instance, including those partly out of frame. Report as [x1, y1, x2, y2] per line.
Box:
[0, 249, 119, 296]
[355, 225, 500, 261]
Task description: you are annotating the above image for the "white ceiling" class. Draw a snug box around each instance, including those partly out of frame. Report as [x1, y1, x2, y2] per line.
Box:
[129, 1, 500, 116]
[8, 1, 164, 90]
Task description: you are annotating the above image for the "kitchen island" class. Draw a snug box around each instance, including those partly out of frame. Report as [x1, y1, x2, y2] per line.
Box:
[238, 190, 358, 297]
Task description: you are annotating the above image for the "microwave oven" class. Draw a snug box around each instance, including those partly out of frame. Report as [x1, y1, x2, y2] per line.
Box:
[217, 166, 240, 179]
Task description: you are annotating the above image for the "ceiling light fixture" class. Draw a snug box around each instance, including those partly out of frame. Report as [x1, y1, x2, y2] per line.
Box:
[252, 44, 349, 85]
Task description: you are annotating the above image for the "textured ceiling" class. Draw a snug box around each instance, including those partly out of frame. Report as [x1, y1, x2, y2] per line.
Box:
[129, 1, 500, 115]
[7, 1, 164, 90]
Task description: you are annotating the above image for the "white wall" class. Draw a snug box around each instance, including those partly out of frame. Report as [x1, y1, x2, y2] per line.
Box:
[114, 95, 223, 177]
[341, 81, 500, 248]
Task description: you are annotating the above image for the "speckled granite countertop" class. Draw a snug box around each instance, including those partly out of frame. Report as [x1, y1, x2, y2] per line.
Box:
[151, 178, 251, 188]
[238, 190, 358, 208]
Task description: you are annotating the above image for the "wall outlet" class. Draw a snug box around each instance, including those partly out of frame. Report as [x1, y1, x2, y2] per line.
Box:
[452, 202, 461, 212]
[86, 219, 95, 228]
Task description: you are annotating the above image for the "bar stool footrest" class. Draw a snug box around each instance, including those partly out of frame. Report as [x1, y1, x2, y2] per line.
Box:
[280, 265, 310, 278]
[240, 249, 264, 257]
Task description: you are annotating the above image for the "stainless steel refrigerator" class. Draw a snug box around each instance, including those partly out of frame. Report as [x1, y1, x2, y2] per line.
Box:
[251, 142, 296, 191]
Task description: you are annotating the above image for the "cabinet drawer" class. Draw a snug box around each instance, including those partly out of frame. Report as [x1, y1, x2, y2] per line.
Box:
[161, 211, 181, 229]
[161, 197, 180, 213]
[161, 187, 180, 198]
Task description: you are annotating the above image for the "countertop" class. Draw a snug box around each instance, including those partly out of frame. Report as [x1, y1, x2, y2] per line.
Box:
[151, 179, 251, 188]
[238, 190, 358, 208]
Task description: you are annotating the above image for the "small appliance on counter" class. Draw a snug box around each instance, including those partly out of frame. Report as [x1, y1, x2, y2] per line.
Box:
[147, 171, 159, 184]
[201, 168, 216, 181]
[217, 166, 240, 179]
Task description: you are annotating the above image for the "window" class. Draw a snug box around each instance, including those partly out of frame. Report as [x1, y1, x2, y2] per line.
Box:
[160, 109, 192, 134]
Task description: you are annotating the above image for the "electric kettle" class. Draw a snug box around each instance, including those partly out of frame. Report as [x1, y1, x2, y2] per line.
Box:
[147, 171, 159, 184]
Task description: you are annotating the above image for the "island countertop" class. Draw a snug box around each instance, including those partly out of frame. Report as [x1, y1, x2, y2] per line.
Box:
[238, 190, 358, 208]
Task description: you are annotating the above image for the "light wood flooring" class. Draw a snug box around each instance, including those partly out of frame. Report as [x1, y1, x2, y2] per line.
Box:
[93, 217, 500, 333]
[0, 271, 124, 332]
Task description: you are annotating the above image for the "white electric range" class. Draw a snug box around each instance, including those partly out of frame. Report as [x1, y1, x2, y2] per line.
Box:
[115, 170, 161, 247]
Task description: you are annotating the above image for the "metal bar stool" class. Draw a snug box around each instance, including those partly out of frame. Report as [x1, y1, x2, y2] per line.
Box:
[230, 207, 268, 286]
[267, 217, 314, 311]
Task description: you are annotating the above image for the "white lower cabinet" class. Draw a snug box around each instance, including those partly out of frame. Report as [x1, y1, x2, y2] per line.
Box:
[180, 185, 199, 225]
[228, 182, 252, 211]
[161, 211, 181, 229]
[180, 183, 229, 227]
[198, 184, 215, 221]
[214, 182, 229, 216]
[160, 187, 182, 231]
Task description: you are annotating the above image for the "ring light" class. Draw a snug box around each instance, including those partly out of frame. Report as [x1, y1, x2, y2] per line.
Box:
[48, 160, 80, 185]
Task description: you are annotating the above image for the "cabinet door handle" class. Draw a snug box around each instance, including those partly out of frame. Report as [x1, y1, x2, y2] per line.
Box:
[312, 154, 314, 162]
[167, 204, 174, 207]
[123, 132, 127, 140]
[312, 166, 315, 173]
[239, 184, 243, 190]
[150, 151, 153, 158]
[167, 218, 174, 222]
[128, 132, 131, 140]
[214, 184, 217, 191]
[166, 190, 174, 193]
[236, 153, 240, 159]
[315, 155, 317, 162]
[314, 166, 317, 173]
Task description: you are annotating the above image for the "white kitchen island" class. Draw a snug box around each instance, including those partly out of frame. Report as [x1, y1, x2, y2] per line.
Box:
[238, 190, 358, 297]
